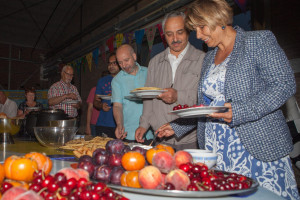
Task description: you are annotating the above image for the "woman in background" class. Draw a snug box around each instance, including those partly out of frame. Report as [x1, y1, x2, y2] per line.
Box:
[17, 87, 43, 118]
[156, 0, 299, 199]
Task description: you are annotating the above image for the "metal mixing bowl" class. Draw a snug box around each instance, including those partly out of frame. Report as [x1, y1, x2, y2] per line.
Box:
[48, 119, 77, 127]
[0, 118, 23, 135]
[33, 127, 78, 148]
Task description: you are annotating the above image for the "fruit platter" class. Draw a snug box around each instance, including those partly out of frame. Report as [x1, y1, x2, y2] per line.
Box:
[0, 139, 259, 200]
[170, 104, 228, 118]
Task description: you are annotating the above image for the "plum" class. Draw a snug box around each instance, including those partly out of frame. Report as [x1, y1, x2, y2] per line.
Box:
[132, 146, 147, 157]
[108, 153, 123, 167]
[92, 148, 106, 157]
[110, 166, 125, 185]
[93, 151, 109, 166]
[78, 161, 95, 178]
[93, 165, 112, 183]
[122, 145, 131, 153]
[105, 139, 125, 154]
[78, 155, 93, 163]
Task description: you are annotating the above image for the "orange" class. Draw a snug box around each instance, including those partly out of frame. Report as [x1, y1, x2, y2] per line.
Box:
[4, 155, 38, 182]
[121, 151, 145, 171]
[0, 164, 5, 184]
[120, 171, 129, 186]
[146, 148, 165, 165]
[25, 152, 52, 175]
[156, 144, 175, 155]
[126, 171, 141, 188]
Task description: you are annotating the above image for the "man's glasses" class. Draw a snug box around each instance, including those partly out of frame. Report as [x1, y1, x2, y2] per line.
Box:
[63, 71, 74, 77]
[108, 61, 117, 66]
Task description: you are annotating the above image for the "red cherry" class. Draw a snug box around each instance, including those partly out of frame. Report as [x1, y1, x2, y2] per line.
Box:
[77, 178, 88, 188]
[47, 182, 59, 193]
[192, 165, 201, 173]
[173, 106, 178, 111]
[54, 172, 67, 185]
[42, 175, 54, 188]
[80, 190, 93, 200]
[237, 175, 247, 182]
[200, 170, 209, 178]
[66, 177, 77, 189]
[177, 104, 182, 109]
[202, 177, 211, 186]
[94, 182, 106, 192]
[179, 163, 192, 173]
[187, 184, 199, 191]
[29, 183, 42, 193]
[59, 184, 72, 197]
[91, 191, 101, 200]
[164, 182, 175, 190]
[183, 104, 189, 109]
[0, 182, 13, 194]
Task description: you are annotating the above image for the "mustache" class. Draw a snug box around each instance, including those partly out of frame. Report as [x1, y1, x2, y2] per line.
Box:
[172, 40, 182, 45]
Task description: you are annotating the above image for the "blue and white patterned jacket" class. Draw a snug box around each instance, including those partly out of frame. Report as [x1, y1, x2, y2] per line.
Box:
[172, 26, 295, 162]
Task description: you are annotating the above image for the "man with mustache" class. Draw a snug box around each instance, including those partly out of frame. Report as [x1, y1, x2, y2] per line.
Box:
[135, 11, 206, 150]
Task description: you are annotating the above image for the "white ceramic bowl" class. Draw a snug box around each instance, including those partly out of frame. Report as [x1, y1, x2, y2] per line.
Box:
[184, 149, 217, 169]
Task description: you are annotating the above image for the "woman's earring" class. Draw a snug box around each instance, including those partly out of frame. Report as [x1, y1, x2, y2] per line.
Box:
[222, 26, 226, 30]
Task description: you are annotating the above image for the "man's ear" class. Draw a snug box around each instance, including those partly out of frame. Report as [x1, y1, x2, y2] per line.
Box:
[133, 53, 137, 61]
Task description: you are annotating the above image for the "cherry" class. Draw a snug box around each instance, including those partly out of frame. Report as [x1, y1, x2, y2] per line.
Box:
[0, 182, 13, 193]
[29, 183, 42, 193]
[237, 175, 247, 182]
[187, 184, 199, 191]
[42, 175, 54, 188]
[104, 188, 115, 198]
[202, 177, 211, 186]
[80, 190, 93, 200]
[69, 193, 79, 200]
[33, 176, 43, 184]
[45, 193, 58, 200]
[200, 165, 208, 171]
[177, 104, 182, 109]
[66, 177, 77, 190]
[190, 177, 201, 185]
[192, 165, 201, 173]
[183, 104, 189, 109]
[33, 170, 45, 179]
[54, 172, 67, 185]
[91, 191, 101, 200]
[179, 163, 192, 173]
[47, 182, 59, 193]
[173, 106, 178, 111]
[94, 182, 106, 192]
[59, 184, 72, 197]
[164, 182, 175, 190]
[77, 177, 88, 188]
[200, 170, 209, 178]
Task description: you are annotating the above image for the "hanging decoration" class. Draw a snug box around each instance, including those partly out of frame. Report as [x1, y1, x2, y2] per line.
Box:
[106, 35, 115, 53]
[100, 44, 106, 63]
[134, 29, 145, 55]
[86, 52, 93, 72]
[93, 48, 99, 68]
[145, 26, 156, 52]
[156, 23, 167, 48]
[115, 33, 124, 48]
[124, 31, 134, 45]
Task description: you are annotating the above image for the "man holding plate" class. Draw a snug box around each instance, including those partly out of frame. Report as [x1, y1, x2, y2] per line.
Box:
[48, 65, 82, 118]
[135, 11, 205, 150]
[93, 53, 120, 138]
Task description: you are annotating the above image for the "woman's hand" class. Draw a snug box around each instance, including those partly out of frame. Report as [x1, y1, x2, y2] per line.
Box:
[155, 123, 175, 138]
[209, 103, 232, 123]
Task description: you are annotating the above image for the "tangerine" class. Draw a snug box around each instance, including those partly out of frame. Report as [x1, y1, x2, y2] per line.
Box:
[156, 144, 175, 155]
[126, 171, 141, 188]
[0, 164, 5, 184]
[146, 148, 165, 165]
[4, 155, 38, 182]
[120, 171, 129, 186]
[25, 152, 52, 175]
[121, 151, 145, 171]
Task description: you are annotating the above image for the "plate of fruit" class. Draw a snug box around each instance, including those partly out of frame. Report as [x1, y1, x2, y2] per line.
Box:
[74, 139, 258, 198]
[170, 104, 228, 118]
[96, 94, 112, 100]
[130, 87, 166, 99]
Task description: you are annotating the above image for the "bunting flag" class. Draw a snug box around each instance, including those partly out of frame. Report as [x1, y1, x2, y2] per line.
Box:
[81, 57, 87, 73]
[93, 48, 99, 68]
[86, 52, 93, 72]
[100, 44, 106, 63]
[106, 35, 115, 53]
[115, 33, 124, 48]
[156, 23, 167, 48]
[234, 0, 247, 12]
[145, 26, 156, 52]
[134, 29, 145, 54]
[124, 31, 134, 44]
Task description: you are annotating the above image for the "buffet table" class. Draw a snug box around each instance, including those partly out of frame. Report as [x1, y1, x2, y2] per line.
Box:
[0, 138, 285, 200]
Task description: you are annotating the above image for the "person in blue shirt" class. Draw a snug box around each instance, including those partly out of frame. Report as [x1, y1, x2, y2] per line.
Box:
[94, 53, 120, 138]
[112, 44, 153, 143]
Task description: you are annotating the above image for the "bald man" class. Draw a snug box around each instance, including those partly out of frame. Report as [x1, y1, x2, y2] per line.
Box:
[0, 91, 17, 118]
[111, 44, 153, 143]
[48, 65, 82, 117]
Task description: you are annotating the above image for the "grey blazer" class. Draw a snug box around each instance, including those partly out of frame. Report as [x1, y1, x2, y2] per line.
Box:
[172, 26, 295, 162]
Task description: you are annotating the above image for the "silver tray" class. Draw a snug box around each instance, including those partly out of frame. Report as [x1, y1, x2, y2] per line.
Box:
[107, 179, 258, 198]
[169, 106, 228, 118]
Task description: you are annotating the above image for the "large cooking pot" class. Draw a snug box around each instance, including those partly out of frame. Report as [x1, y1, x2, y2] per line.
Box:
[25, 110, 40, 137]
[36, 109, 68, 127]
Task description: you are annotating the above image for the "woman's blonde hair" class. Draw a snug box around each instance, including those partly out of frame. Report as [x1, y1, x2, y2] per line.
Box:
[185, 0, 233, 31]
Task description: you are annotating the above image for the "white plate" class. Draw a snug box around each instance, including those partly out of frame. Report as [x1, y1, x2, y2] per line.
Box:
[64, 100, 80, 104]
[25, 107, 40, 110]
[96, 95, 112, 100]
[130, 90, 166, 99]
[169, 106, 228, 118]
[107, 175, 258, 198]
[124, 96, 142, 101]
